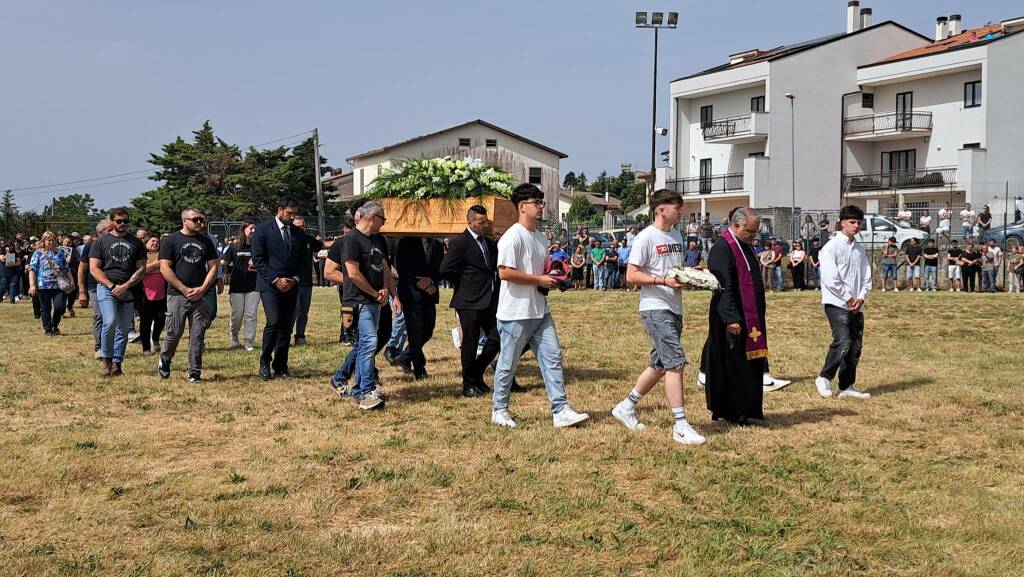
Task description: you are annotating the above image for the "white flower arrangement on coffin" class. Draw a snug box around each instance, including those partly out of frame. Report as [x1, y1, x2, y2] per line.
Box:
[666, 266, 722, 291]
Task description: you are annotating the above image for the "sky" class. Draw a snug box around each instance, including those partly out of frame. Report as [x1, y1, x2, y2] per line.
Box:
[2, 0, 1020, 210]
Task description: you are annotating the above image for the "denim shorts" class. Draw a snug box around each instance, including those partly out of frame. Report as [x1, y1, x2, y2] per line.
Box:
[906, 265, 921, 278]
[882, 263, 897, 279]
[640, 309, 687, 370]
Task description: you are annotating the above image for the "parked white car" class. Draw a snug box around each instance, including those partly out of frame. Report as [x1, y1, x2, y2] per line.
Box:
[848, 214, 928, 250]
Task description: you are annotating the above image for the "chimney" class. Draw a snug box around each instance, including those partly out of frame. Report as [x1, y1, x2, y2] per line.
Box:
[949, 14, 962, 36]
[936, 16, 948, 41]
[847, 1, 861, 33]
[860, 8, 872, 29]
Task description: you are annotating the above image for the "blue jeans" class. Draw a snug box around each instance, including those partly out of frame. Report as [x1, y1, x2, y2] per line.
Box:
[592, 263, 603, 289]
[386, 305, 407, 352]
[493, 313, 568, 414]
[333, 303, 380, 397]
[924, 265, 938, 290]
[773, 265, 784, 291]
[606, 264, 619, 289]
[982, 270, 997, 292]
[96, 284, 135, 363]
[1, 268, 19, 303]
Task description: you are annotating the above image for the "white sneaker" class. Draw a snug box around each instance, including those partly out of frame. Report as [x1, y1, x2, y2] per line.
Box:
[894, 287, 899, 292]
[491, 409, 517, 428]
[612, 401, 646, 431]
[881, 287, 887, 292]
[838, 387, 871, 400]
[763, 375, 792, 392]
[815, 376, 833, 398]
[672, 420, 706, 445]
[553, 406, 590, 428]
[697, 371, 706, 387]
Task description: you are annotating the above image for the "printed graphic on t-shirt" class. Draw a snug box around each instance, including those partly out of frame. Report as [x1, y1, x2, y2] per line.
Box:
[179, 240, 208, 264]
[107, 239, 136, 263]
[655, 243, 683, 256]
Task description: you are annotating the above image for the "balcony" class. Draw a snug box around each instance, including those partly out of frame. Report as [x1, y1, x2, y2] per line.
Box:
[669, 172, 744, 195]
[701, 112, 769, 144]
[843, 111, 932, 142]
[843, 167, 957, 194]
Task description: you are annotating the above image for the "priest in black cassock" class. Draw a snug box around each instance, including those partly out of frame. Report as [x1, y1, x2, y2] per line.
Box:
[702, 207, 768, 424]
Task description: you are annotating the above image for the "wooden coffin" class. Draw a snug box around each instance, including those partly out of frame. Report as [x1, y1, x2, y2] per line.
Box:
[377, 196, 516, 238]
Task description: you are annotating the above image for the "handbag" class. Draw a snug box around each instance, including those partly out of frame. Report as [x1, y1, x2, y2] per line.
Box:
[44, 252, 76, 294]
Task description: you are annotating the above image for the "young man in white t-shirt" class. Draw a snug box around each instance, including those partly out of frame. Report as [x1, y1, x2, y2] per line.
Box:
[490, 184, 589, 429]
[896, 205, 913, 228]
[960, 202, 976, 239]
[611, 190, 704, 444]
[937, 202, 952, 235]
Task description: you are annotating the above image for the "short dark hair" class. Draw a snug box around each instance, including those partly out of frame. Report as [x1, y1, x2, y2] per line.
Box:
[927, 238, 935, 244]
[467, 204, 488, 220]
[888, 236, 897, 242]
[950, 239, 958, 245]
[838, 205, 864, 221]
[651, 189, 682, 209]
[109, 207, 130, 219]
[511, 183, 543, 208]
[276, 196, 299, 210]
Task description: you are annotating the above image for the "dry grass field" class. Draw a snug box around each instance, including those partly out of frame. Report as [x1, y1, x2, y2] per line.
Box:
[1, 288, 1022, 577]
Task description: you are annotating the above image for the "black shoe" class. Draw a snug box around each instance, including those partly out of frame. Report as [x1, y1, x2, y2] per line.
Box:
[259, 363, 272, 380]
[294, 336, 306, 347]
[157, 358, 171, 379]
[383, 347, 400, 366]
[413, 369, 429, 381]
[510, 380, 528, 393]
[274, 371, 294, 380]
[462, 386, 486, 398]
[187, 372, 202, 383]
[398, 360, 414, 375]
[476, 382, 492, 393]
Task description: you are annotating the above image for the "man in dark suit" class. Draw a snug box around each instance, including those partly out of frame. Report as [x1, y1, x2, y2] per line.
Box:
[290, 215, 324, 347]
[439, 205, 502, 397]
[394, 236, 444, 379]
[251, 196, 308, 379]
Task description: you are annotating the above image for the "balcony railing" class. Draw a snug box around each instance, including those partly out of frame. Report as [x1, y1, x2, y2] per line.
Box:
[843, 111, 932, 137]
[702, 114, 753, 141]
[669, 173, 744, 195]
[843, 167, 957, 191]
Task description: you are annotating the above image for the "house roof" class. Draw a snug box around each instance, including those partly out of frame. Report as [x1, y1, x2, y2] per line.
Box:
[346, 119, 568, 163]
[558, 189, 621, 209]
[861, 23, 1019, 68]
[673, 21, 931, 82]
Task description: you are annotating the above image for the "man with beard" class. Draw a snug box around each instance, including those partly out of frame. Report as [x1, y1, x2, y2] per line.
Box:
[157, 207, 219, 383]
[702, 207, 767, 424]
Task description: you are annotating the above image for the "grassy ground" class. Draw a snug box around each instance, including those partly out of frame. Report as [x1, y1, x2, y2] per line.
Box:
[1, 288, 1022, 577]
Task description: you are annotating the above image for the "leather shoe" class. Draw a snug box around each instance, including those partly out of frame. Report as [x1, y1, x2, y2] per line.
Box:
[383, 347, 400, 366]
[398, 360, 414, 375]
[413, 369, 429, 381]
[476, 381, 492, 393]
[258, 363, 272, 380]
[274, 371, 294, 380]
[510, 379, 527, 393]
[462, 386, 486, 398]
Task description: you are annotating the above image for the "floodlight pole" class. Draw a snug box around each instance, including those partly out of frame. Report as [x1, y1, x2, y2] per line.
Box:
[313, 128, 326, 237]
[637, 11, 677, 222]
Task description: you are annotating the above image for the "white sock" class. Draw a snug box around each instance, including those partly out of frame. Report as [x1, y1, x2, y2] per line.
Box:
[624, 388, 645, 409]
[671, 407, 686, 425]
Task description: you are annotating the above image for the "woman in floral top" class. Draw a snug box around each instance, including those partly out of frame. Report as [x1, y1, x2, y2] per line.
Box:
[29, 231, 71, 336]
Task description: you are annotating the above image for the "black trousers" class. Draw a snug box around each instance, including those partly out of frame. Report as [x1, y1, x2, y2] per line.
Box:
[37, 288, 66, 333]
[139, 297, 167, 352]
[397, 300, 437, 374]
[457, 306, 500, 388]
[260, 288, 299, 372]
[819, 305, 864, 390]
[791, 263, 806, 290]
[963, 266, 977, 292]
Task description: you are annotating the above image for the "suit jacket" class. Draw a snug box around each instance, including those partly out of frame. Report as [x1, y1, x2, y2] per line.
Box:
[251, 217, 309, 292]
[395, 237, 444, 305]
[438, 229, 498, 310]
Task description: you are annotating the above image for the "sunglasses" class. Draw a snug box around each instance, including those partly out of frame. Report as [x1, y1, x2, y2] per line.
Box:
[373, 214, 387, 224]
[113, 218, 130, 225]
[188, 217, 207, 224]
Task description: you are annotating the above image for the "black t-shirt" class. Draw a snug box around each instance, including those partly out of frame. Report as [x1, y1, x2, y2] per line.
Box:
[89, 234, 145, 285]
[329, 229, 389, 306]
[905, 245, 922, 264]
[947, 248, 963, 264]
[923, 247, 940, 265]
[809, 247, 820, 264]
[962, 250, 980, 267]
[158, 231, 218, 297]
[978, 212, 992, 226]
[223, 245, 257, 294]
[297, 234, 324, 286]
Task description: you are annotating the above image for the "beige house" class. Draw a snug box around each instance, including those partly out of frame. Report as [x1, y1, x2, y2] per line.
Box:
[557, 189, 622, 224]
[344, 119, 568, 218]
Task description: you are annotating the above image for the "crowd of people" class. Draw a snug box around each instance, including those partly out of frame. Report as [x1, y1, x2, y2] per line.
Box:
[2, 185, 903, 446]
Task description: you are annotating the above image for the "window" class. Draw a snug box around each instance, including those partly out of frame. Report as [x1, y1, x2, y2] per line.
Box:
[861, 93, 874, 109]
[872, 217, 895, 232]
[485, 138, 497, 148]
[528, 167, 542, 185]
[964, 80, 982, 108]
[963, 142, 981, 149]
[700, 105, 713, 128]
[458, 137, 471, 147]
[750, 96, 765, 113]
[896, 92, 913, 130]
[748, 152, 765, 158]
[359, 168, 365, 194]
[699, 158, 712, 193]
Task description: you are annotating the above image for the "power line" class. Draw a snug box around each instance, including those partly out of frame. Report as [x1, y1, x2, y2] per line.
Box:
[5, 169, 153, 192]
[13, 176, 154, 199]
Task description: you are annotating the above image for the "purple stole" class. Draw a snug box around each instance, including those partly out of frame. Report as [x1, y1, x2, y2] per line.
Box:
[723, 229, 769, 360]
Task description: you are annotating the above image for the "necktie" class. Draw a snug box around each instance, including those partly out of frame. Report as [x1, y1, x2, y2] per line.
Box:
[281, 225, 291, 253]
[476, 235, 488, 267]
[423, 238, 433, 263]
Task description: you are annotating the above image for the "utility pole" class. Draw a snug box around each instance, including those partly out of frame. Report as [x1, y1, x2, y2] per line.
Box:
[1003, 180, 1009, 290]
[313, 128, 326, 238]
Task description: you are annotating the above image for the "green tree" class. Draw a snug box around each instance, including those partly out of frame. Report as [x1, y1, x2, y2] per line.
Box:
[562, 171, 577, 189]
[42, 194, 103, 233]
[576, 171, 588, 190]
[566, 195, 597, 224]
[1, 190, 18, 238]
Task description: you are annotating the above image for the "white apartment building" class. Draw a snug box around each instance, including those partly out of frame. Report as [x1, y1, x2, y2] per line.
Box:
[344, 119, 567, 218]
[662, 1, 1024, 230]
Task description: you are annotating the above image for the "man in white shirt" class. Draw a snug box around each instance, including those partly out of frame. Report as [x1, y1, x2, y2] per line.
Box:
[896, 205, 913, 229]
[816, 205, 872, 400]
[491, 184, 589, 429]
[937, 202, 952, 236]
[610, 189, 705, 445]
[960, 202, 976, 240]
